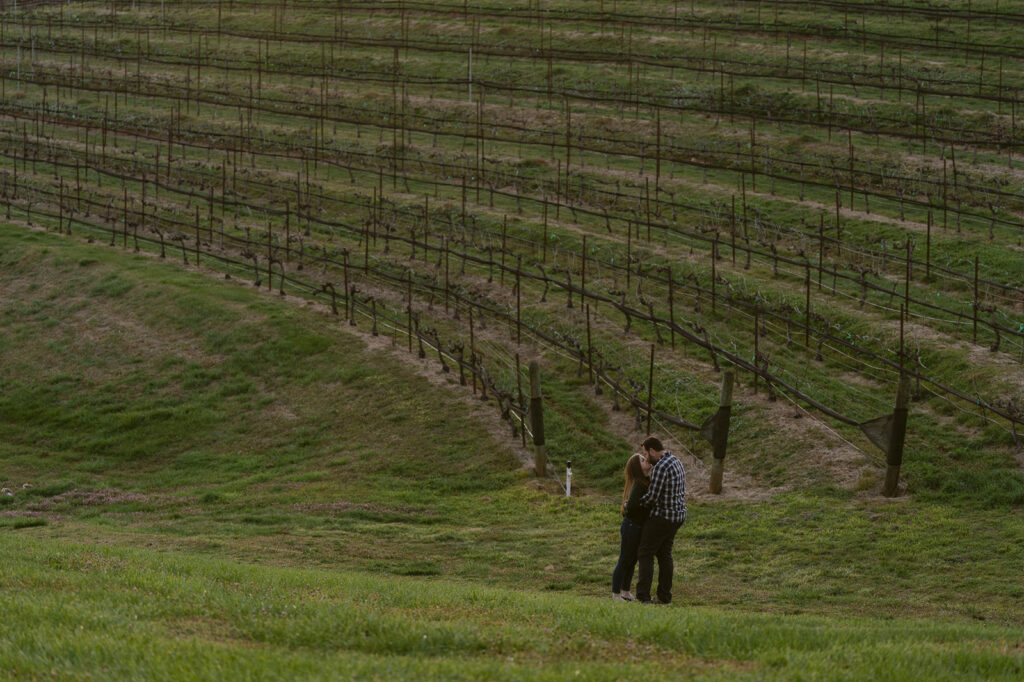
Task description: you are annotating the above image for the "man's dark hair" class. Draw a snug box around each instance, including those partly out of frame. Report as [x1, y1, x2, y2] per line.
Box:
[641, 436, 663, 452]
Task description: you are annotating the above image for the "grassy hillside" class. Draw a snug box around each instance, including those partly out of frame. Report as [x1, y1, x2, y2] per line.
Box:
[0, 0, 1020, 497]
[1, 0, 1024, 677]
[2, 225, 1024, 679]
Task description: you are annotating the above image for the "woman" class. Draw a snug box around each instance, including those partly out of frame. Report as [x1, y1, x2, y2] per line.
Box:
[611, 452, 651, 601]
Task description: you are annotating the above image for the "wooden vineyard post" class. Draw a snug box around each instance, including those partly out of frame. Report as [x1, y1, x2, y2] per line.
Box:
[882, 374, 911, 497]
[708, 370, 735, 494]
[529, 361, 546, 477]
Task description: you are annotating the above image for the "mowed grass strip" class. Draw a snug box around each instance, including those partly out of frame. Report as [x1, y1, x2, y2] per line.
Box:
[1, 534, 1023, 681]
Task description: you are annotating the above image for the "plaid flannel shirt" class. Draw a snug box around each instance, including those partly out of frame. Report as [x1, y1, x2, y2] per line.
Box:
[640, 451, 686, 523]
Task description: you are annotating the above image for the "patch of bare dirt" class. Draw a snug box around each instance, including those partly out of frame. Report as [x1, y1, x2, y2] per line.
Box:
[902, 319, 1024, 375]
[748, 391, 877, 490]
[589, 369, 877, 502]
[70, 303, 217, 367]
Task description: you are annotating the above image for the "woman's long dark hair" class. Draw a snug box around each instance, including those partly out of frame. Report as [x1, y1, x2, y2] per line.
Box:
[621, 453, 650, 510]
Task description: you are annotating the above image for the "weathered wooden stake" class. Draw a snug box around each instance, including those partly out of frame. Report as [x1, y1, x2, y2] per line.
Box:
[708, 370, 735, 494]
[882, 374, 911, 497]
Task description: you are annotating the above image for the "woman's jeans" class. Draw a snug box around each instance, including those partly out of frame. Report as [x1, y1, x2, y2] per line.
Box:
[611, 517, 644, 593]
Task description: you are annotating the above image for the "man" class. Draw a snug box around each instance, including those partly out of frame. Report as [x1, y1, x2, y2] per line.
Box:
[635, 435, 686, 604]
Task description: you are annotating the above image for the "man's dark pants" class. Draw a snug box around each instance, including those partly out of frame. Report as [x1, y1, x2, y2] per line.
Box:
[635, 515, 684, 603]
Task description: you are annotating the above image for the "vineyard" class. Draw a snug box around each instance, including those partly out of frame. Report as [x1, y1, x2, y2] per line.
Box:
[2, 0, 1022, 492]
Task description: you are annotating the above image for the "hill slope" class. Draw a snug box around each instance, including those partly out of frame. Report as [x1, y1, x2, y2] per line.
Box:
[0, 0, 1021, 498]
[2, 227, 1024, 679]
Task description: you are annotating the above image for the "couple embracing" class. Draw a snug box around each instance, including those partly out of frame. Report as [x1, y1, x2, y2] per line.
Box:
[611, 436, 686, 604]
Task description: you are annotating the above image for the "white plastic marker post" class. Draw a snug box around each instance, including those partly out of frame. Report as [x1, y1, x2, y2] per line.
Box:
[565, 461, 573, 497]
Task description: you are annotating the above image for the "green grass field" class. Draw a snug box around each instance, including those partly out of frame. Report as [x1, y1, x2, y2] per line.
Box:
[2, 0, 1024, 678]
[2, 226, 1023, 680]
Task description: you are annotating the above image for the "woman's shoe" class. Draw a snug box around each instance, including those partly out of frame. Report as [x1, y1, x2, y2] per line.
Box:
[621, 591, 636, 601]
[612, 593, 628, 601]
